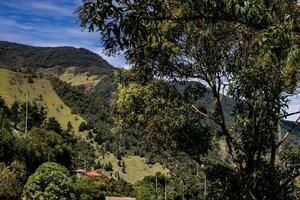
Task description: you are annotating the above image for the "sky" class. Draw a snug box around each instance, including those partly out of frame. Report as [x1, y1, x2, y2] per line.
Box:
[0, 0, 299, 120]
[0, 0, 129, 68]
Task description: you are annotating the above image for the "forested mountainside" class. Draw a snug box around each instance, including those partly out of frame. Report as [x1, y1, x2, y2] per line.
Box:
[0, 40, 299, 199]
[0, 40, 113, 75]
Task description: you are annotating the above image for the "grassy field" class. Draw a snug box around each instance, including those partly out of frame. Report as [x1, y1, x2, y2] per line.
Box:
[0, 68, 85, 133]
[100, 153, 169, 183]
[0, 67, 168, 182]
[59, 67, 101, 89]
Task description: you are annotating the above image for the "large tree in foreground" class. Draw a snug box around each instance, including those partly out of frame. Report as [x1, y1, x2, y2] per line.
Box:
[77, 0, 300, 199]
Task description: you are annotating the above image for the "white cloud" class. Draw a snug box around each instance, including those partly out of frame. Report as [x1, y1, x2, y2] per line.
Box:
[0, 0, 77, 17]
[0, 18, 33, 30]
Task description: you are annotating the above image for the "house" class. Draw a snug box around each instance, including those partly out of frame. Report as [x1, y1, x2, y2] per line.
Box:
[86, 171, 103, 177]
[71, 169, 103, 177]
[105, 197, 136, 200]
[72, 169, 86, 176]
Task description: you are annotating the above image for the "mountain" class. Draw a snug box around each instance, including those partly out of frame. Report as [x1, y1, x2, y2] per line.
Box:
[0, 41, 168, 183]
[0, 40, 299, 185]
[0, 40, 113, 74]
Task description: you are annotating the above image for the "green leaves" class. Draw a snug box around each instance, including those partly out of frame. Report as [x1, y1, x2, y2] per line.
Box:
[112, 80, 212, 161]
[77, 0, 300, 198]
[22, 162, 76, 200]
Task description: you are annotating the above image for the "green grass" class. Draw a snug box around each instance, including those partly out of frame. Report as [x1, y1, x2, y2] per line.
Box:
[0, 67, 168, 182]
[101, 153, 169, 183]
[59, 67, 101, 89]
[0, 68, 85, 133]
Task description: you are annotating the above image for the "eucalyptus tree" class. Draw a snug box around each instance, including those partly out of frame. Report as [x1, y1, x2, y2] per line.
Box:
[77, 0, 300, 199]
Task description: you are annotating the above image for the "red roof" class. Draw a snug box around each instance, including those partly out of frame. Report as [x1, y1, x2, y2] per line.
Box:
[106, 197, 136, 200]
[86, 171, 103, 177]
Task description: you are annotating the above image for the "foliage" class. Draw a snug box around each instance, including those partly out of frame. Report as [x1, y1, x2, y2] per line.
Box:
[0, 41, 113, 74]
[0, 161, 26, 200]
[0, 96, 10, 128]
[22, 162, 76, 200]
[78, 121, 91, 132]
[71, 140, 96, 170]
[77, 0, 300, 199]
[112, 81, 213, 162]
[50, 78, 110, 124]
[0, 68, 85, 132]
[45, 117, 63, 135]
[16, 128, 73, 173]
[0, 126, 16, 164]
[104, 161, 113, 171]
[8, 101, 47, 131]
[75, 176, 133, 199]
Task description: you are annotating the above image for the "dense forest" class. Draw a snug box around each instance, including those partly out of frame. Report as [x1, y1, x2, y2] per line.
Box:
[0, 41, 113, 74]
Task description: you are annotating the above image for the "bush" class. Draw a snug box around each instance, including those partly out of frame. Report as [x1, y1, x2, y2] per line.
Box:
[104, 161, 113, 171]
[22, 162, 76, 200]
[75, 176, 133, 199]
[0, 161, 26, 200]
[27, 76, 34, 84]
[87, 131, 93, 140]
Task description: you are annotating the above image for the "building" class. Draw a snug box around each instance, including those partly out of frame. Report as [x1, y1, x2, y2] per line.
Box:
[71, 169, 103, 177]
[105, 197, 136, 200]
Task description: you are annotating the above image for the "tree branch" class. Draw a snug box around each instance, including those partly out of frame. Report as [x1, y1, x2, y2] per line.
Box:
[191, 104, 209, 119]
[276, 116, 300, 148]
[280, 171, 300, 188]
[278, 110, 300, 119]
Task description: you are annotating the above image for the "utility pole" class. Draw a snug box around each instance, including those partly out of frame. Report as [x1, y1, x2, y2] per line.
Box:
[25, 91, 28, 134]
[181, 179, 185, 200]
[201, 164, 207, 198]
[164, 177, 167, 200]
[204, 171, 207, 198]
[196, 163, 199, 176]
[155, 173, 158, 199]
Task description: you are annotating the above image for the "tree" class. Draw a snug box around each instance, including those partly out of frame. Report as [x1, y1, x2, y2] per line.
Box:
[45, 117, 62, 135]
[10, 101, 20, 128]
[0, 97, 10, 129]
[71, 140, 96, 169]
[17, 101, 47, 131]
[22, 162, 76, 200]
[121, 161, 126, 174]
[77, 0, 300, 199]
[0, 127, 16, 164]
[75, 176, 133, 199]
[0, 161, 26, 200]
[104, 161, 113, 171]
[16, 128, 71, 172]
[79, 121, 91, 132]
[133, 173, 165, 200]
[67, 121, 73, 132]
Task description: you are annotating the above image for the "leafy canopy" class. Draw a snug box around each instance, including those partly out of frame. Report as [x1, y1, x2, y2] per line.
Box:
[77, 0, 300, 199]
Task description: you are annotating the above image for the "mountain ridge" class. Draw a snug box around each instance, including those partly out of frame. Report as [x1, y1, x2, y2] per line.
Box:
[0, 40, 114, 75]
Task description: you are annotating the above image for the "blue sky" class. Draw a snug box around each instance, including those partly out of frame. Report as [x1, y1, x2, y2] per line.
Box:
[0, 0, 128, 68]
[0, 0, 299, 120]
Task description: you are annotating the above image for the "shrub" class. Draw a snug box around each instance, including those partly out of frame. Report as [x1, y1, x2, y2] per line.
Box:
[22, 162, 76, 200]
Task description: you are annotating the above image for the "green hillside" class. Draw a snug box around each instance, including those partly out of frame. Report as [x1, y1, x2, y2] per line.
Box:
[0, 66, 167, 183]
[59, 67, 102, 89]
[101, 154, 168, 183]
[0, 40, 298, 188]
[0, 68, 85, 133]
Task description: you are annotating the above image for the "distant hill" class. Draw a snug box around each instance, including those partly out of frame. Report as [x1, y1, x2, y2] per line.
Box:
[0, 68, 85, 133]
[0, 41, 114, 75]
